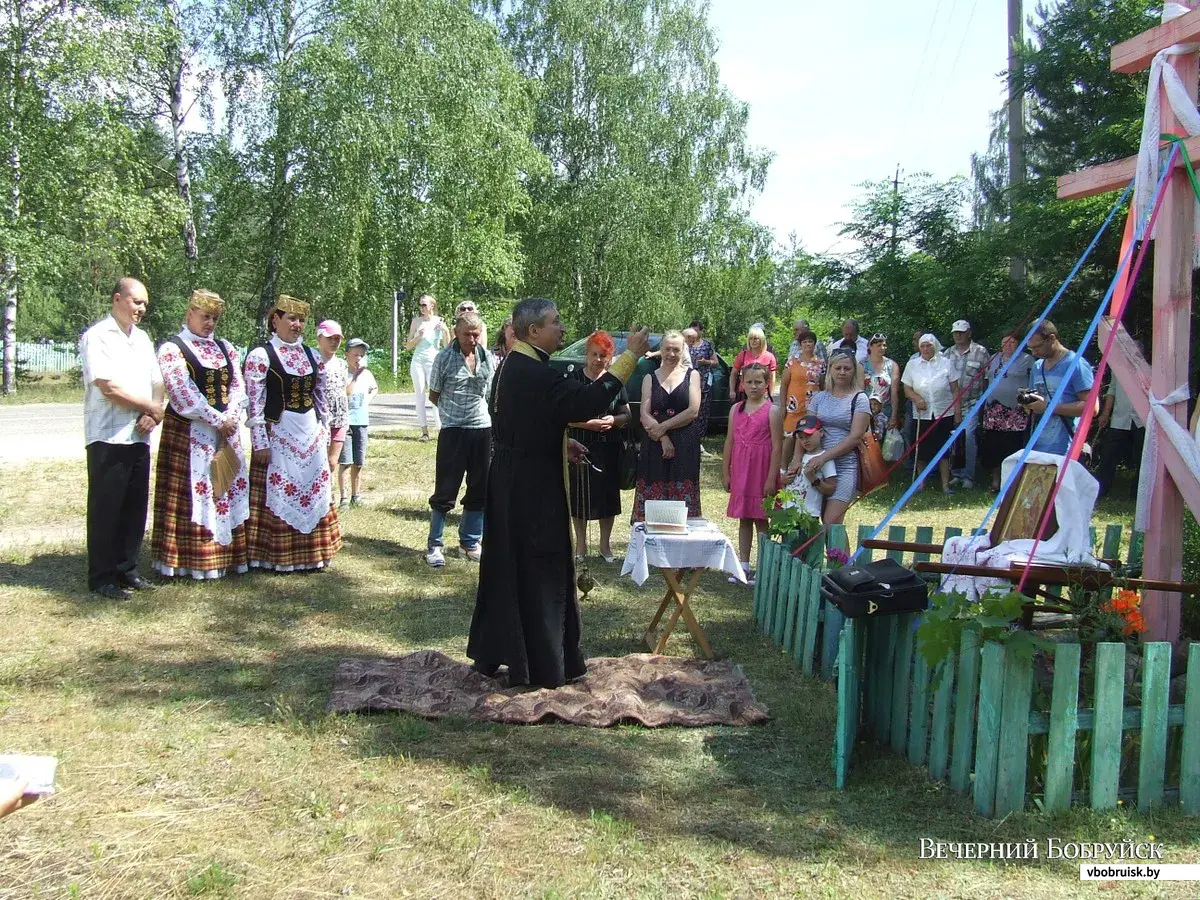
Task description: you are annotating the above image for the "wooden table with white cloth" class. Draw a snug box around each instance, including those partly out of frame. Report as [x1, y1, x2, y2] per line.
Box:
[620, 519, 746, 658]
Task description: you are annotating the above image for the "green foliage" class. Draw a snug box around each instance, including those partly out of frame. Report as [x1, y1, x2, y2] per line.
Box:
[186, 861, 238, 895]
[762, 487, 820, 554]
[501, 0, 771, 343]
[917, 589, 1054, 669]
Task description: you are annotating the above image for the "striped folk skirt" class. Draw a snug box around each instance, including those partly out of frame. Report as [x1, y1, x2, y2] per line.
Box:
[246, 456, 342, 571]
[151, 416, 249, 579]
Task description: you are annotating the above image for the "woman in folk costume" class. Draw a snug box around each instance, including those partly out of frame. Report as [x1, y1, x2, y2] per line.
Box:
[243, 295, 342, 571]
[151, 289, 251, 579]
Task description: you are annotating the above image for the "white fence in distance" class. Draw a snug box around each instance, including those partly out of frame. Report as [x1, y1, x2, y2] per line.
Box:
[15, 341, 81, 374]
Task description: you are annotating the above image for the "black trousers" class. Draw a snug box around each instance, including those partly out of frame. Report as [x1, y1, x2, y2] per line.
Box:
[429, 426, 491, 513]
[86, 441, 150, 590]
[1095, 425, 1144, 499]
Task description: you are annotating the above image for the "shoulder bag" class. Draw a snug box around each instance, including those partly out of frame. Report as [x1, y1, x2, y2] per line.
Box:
[617, 403, 639, 491]
[852, 391, 889, 496]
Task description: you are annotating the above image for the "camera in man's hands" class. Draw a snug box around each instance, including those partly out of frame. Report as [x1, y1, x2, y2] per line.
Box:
[1016, 388, 1042, 407]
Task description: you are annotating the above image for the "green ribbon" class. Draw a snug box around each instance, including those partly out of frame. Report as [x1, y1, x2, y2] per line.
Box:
[1159, 133, 1200, 203]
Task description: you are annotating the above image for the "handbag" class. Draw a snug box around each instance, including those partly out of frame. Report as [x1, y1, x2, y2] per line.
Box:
[617, 422, 639, 491]
[820, 558, 929, 618]
[852, 393, 889, 496]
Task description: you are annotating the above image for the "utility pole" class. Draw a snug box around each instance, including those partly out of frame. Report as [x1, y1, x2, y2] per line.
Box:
[1007, 0, 1027, 288]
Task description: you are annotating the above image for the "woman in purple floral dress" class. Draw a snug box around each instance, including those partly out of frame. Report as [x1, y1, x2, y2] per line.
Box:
[979, 334, 1034, 490]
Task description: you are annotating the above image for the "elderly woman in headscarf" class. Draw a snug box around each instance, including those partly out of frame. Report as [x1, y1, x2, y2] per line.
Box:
[900, 333, 960, 494]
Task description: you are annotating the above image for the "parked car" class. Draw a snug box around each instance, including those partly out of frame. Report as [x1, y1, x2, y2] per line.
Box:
[549, 332, 732, 437]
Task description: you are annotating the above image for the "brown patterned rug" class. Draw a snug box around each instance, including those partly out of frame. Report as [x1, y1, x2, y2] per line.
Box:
[328, 650, 770, 727]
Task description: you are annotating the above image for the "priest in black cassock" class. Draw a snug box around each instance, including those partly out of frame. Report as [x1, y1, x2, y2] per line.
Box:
[468, 298, 650, 687]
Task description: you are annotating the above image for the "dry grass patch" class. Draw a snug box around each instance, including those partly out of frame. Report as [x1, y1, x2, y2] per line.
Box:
[1, 431, 1190, 898]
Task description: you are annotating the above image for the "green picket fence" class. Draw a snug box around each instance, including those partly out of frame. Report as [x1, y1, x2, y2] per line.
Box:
[752, 519, 1194, 815]
[836, 621, 1200, 817]
[752, 527, 847, 681]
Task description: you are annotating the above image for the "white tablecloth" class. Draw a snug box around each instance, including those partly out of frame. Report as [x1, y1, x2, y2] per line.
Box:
[621, 520, 747, 586]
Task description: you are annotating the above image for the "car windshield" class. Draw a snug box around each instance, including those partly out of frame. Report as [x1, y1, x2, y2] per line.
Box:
[557, 334, 661, 357]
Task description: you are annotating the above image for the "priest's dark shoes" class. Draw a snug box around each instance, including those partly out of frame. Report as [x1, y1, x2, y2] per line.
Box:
[119, 573, 156, 592]
[92, 583, 131, 601]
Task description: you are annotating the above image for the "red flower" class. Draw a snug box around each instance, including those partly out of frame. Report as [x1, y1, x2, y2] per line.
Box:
[283, 482, 298, 496]
[269, 471, 283, 486]
[215, 498, 230, 515]
[299, 494, 312, 508]
[234, 477, 248, 492]
[194, 480, 210, 496]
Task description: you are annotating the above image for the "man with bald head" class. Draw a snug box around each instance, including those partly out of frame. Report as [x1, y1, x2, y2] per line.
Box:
[80, 276, 166, 599]
[829, 318, 869, 364]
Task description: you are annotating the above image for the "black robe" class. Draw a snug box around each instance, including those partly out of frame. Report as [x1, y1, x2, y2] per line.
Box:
[468, 343, 630, 687]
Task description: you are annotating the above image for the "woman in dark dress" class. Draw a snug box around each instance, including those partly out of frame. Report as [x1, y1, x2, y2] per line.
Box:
[568, 331, 631, 562]
[685, 324, 718, 442]
[633, 330, 703, 520]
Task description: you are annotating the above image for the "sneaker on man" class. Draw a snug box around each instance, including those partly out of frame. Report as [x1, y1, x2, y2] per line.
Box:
[463, 545, 482, 563]
[426, 547, 446, 567]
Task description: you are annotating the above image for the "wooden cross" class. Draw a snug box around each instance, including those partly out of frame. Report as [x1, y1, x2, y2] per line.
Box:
[1056, 2, 1200, 643]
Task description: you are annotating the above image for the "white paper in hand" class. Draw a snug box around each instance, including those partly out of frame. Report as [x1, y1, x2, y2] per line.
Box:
[0, 754, 57, 795]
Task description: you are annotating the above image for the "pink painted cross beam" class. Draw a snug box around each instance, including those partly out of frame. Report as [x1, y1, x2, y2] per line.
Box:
[1056, 2, 1200, 643]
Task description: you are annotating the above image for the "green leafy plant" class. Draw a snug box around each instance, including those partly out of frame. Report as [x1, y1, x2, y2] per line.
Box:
[762, 488, 821, 555]
[916, 589, 1055, 669]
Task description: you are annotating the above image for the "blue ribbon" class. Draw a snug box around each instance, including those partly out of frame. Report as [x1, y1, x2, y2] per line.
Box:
[850, 173, 1140, 565]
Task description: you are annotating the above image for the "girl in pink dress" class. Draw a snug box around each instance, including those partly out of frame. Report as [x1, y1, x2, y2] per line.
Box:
[722, 365, 782, 584]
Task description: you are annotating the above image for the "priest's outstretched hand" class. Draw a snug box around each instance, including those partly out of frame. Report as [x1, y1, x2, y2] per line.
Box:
[567, 438, 589, 464]
[626, 326, 651, 358]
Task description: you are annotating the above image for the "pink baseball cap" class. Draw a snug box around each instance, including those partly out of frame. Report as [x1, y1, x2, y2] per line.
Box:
[316, 320, 343, 338]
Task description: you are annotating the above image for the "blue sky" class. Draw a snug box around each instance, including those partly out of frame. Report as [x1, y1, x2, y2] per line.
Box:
[707, 0, 1013, 256]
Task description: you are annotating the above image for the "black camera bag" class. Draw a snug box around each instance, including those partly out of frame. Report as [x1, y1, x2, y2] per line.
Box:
[820, 558, 929, 619]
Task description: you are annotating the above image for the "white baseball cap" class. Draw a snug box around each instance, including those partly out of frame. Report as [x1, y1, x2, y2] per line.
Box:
[951, 319, 971, 333]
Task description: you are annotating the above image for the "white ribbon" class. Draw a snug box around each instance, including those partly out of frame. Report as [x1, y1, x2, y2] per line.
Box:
[1133, 2, 1200, 260]
[1134, 384, 1198, 530]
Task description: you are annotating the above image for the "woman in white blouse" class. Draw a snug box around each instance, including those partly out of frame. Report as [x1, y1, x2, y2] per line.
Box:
[900, 333, 960, 494]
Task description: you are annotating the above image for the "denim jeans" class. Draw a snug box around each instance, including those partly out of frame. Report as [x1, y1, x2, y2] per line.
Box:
[429, 507, 484, 551]
[952, 403, 979, 483]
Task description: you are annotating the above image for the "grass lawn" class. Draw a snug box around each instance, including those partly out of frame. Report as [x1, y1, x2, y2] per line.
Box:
[1, 431, 1192, 899]
[0, 375, 83, 406]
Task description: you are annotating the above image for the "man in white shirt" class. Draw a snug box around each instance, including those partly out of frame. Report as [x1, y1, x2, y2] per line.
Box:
[80, 277, 166, 599]
[829, 319, 869, 364]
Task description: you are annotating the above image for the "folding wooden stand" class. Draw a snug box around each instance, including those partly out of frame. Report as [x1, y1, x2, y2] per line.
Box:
[643, 568, 713, 659]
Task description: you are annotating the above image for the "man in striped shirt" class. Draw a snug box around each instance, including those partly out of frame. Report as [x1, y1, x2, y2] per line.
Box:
[80, 277, 165, 599]
[425, 312, 495, 567]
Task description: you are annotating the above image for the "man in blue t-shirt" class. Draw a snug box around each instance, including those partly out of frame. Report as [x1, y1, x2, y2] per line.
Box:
[1021, 320, 1096, 456]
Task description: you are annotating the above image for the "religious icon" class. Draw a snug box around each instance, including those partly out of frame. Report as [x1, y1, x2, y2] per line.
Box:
[992, 463, 1059, 545]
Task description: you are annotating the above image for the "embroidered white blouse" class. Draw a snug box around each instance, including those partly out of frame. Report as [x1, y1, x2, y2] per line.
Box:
[158, 327, 246, 427]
